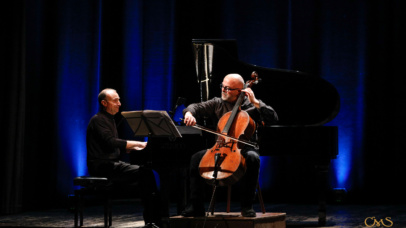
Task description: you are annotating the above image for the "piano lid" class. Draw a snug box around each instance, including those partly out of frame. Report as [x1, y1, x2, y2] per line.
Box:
[192, 39, 340, 126]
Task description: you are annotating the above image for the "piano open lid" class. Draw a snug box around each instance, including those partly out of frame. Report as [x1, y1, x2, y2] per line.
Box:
[192, 39, 340, 126]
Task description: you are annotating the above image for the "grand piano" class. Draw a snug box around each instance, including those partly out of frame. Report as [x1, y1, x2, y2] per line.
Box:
[192, 39, 339, 225]
[133, 39, 339, 226]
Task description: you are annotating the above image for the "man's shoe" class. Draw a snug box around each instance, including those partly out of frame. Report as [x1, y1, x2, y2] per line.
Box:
[181, 203, 205, 217]
[241, 207, 256, 217]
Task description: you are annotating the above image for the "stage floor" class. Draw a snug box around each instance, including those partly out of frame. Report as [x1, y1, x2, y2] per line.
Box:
[0, 201, 405, 227]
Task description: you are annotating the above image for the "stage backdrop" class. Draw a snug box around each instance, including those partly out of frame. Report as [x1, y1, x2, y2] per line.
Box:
[2, 0, 405, 214]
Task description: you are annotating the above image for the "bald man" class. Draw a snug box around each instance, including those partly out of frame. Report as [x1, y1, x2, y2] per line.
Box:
[181, 74, 279, 217]
[86, 88, 163, 228]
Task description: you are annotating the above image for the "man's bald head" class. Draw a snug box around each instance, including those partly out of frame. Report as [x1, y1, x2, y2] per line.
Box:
[224, 74, 244, 88]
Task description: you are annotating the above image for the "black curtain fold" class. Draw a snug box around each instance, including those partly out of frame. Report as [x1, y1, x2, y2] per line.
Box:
[1, 0, 26, 214]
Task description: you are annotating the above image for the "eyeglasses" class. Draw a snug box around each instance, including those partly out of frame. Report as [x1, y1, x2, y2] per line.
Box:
[220, 84, 241, 92]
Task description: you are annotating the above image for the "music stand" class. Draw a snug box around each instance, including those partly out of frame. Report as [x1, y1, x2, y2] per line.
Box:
[121, 110, 182, 139]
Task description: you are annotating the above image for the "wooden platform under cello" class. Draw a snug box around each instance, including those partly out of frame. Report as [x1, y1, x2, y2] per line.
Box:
[170, 212, 286, 228]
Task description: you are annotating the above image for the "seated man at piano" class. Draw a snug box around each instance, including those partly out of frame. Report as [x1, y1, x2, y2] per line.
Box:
[181, 74, 279, 217]
[86, 88, 163, 228]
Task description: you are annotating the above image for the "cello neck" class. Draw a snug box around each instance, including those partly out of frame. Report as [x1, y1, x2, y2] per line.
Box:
[221, 83, 247, 134]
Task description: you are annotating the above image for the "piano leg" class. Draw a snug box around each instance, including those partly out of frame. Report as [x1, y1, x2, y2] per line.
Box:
[157, 165, 191, 215]
[179, 167, 189, 214]
[316, 163, 330, 226]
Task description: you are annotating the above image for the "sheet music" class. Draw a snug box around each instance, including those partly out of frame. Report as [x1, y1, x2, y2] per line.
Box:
[121, 110, 182, 138]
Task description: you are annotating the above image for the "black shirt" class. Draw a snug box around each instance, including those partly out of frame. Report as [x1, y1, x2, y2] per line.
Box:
[86, 110, 127, 162]
[183, 97, 278, 127]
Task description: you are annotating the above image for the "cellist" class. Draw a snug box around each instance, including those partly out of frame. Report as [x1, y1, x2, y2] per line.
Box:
[181, 73, 279, 217]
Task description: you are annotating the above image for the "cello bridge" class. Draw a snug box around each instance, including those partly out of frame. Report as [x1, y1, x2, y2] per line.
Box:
[215, 139, 235, 149]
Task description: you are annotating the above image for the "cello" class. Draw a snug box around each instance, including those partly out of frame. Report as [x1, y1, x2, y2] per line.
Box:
[198, 72, 260, 186]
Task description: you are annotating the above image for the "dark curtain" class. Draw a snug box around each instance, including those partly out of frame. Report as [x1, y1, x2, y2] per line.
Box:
[363, 1, 406, 202]
[1, 0, 26, 215]
[2, 0, 406, 214]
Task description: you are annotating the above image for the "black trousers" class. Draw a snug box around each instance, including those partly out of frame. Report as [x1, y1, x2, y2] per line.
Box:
[188, 147, 260, 208]
[87, 160, 162, 224]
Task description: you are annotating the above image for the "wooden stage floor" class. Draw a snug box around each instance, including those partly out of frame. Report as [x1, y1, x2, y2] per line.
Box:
[0, 201, 405, 227]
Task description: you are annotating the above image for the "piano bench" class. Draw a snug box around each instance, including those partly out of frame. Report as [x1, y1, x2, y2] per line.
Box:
[73, 176, 112, 227]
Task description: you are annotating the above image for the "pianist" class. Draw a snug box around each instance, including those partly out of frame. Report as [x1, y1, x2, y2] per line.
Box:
[182, 74, 278, 217]
[86, 88, 163, 228]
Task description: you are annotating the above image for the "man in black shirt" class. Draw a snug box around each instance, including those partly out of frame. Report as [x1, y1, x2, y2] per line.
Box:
[181, 74, 278, 217]
[86, 88, 162, 228]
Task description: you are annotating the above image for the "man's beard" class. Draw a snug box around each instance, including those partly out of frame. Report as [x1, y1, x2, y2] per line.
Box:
[221, 92, 234, 103]
[221, 92, 228, 101]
